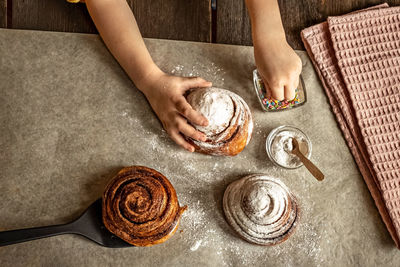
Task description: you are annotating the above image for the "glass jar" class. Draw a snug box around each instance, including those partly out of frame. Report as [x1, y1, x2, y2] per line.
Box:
[266, 125, 312, 169]
[253, 69, 307, 112]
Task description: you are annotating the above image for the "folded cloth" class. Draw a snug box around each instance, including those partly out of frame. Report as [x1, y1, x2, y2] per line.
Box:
[301, 4, 400, 248]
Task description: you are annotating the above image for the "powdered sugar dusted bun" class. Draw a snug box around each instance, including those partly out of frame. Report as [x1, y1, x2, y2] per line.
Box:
[223, 174, 299, 246]
[186, 87, 253, 156]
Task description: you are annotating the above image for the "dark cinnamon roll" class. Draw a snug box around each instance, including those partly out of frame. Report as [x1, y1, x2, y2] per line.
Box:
[102, 166, 187, 246]
[223, 174, 299, 246]
[186, 87, 253, 156]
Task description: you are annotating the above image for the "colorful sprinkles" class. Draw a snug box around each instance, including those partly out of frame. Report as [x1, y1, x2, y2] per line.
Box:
[256, 76, 302, 111]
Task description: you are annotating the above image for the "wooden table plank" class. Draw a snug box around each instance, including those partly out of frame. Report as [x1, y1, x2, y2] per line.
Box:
[12, 0, 96, 33]
[129, 0, 211, 42]
[0, 0, 6, 28]
[215, 0, 250, 46]
[216, 0, 400, 49]
[11, 0, 212, 42]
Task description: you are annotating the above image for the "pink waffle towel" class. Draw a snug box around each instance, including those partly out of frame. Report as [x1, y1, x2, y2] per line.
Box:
[301, 4, 400, 248]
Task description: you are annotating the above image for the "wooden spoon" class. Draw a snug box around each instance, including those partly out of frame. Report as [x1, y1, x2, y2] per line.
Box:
[291, 138, 324, 181]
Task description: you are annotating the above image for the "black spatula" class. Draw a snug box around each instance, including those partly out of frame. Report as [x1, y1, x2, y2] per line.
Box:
[0, 199, 132, 248]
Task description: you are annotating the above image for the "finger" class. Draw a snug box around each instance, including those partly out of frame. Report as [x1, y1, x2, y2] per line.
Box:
[263, 82, 272, 99]
[176, 116, 207, 142]
[284, 79, 296, 100]
[269, 83, 285, 101]
[259, 73, 272, 99]
[176, 97, 208, 126]
[169, 130, 195, 152]
[181, 77, 212, 90]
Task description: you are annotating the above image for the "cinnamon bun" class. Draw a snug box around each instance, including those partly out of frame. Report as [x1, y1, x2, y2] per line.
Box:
[186, 87, 253, 156]
[102, 166, 187, 246]
[223, 174, 299, 245]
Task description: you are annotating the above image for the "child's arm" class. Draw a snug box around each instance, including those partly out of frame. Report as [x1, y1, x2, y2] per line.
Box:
[85, 0, 209, 152]
[245, 0, 302, 101]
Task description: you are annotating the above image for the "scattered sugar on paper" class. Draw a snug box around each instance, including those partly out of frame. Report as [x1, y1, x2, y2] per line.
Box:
[119, 109, 323, 266]
[170, 63, 226, 86]
[190, 240, 203, 251]
[179, 188, 323, 266]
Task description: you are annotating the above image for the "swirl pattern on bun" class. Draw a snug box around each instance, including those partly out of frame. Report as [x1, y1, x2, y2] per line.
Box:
[223, 174, 299, 246]
[102, 166, 186, 246]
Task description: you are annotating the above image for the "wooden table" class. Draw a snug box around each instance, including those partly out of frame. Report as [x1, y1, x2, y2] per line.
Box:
[1, 0, 400, 49]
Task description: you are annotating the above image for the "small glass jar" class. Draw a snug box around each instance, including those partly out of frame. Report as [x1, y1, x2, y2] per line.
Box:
[253, 69, 307, 112]
[266, 125, 312, 169]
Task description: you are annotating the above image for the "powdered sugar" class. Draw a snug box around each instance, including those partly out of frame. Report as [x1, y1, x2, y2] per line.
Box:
[269, 129, 310, 168]
[179, 181, 322, 266]
[115, 110, 322, 264]
[187, 88, 234, 135]
[190, 239, 203, 251]
[223, 174, 299, 245]
[170, 62, 226, 85]
[186, 87, 253, 155]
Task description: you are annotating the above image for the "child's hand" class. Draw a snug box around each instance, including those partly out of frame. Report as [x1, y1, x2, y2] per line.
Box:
[254, 40, 302, 101]
[139, 70, 212, 152]
[85, 0, 209, 152]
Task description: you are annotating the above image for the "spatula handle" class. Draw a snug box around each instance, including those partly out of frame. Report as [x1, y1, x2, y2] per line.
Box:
[0, 223, 74, 247]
